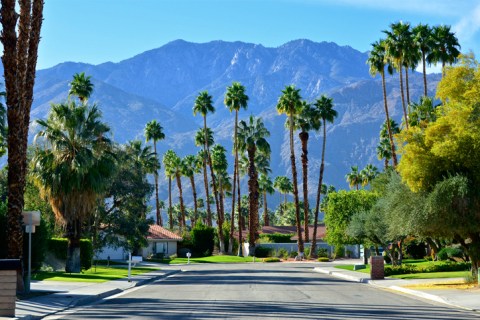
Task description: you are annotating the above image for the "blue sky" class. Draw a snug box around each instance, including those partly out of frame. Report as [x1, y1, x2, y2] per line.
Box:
[38, 0, 480, 70]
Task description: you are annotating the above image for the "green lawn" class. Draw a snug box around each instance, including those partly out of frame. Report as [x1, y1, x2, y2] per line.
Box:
[33, 266, 159, 282]
[168, 255, 255, 264]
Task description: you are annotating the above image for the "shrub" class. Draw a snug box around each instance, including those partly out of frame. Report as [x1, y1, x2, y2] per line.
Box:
[290, 251, 297, 258]
[304, 247, 311, 258]
[405, 241, 427, 259]
[277, 248, 289, 260]
[47, 238, 93, 270]
[254, 246, 272, 258]
[333, 245, 345, 259]
[317, 248, 329, 258]
[384, 261, 471, 276]
[318, 257, 330, 262]
[191, 223, 215, 257]
[263, 257, 280, 263]
[437, 247, 464, 261]
[259, 233, 295, 243]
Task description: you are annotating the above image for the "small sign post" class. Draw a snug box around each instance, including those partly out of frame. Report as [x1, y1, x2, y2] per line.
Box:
[186, 252, 191, 264]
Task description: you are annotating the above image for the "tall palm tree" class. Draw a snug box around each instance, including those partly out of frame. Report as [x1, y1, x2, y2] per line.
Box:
[32, 100, 114, 273]
[182, 154, 201, 225]
[162, 151, 176, 230]
[289, 100, 321, 243]
[311, 94, 337, 258]
[384, 21, 411, 129]
[237, 115, 271, 256]
[360, 164, 379, 187]
[163, 150, 186, 231]
[346, 166, 362, 190]
[408, 96, 437, 127]
[274, 176, 293, 217]
[224, 82, 248, 254]
[403, 38, 420, 106]
[413, 23, 434, 96]
[211, 144, 228, 252]
[258, 174, 275, 226]
[194, 128, 214, 226]
[193, 92, 222, 250]
[145, 120, 166, 226]
[367, 39, 398, 167]
[276, 85, 305, 258]
[68, 72, 93, 104]
[428, 25, 461, 77]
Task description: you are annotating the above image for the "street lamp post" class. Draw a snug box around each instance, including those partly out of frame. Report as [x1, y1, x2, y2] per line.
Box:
[22, 211, 41, 293]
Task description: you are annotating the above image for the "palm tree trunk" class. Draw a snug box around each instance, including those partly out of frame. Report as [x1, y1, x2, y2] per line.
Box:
[190, 176, 198, 226]
[399, 65, 409, 130]
[202, 161, 212, 226]
[263, 190, 269, 226]
[382, 72, 398, 167]
[312, 120, 327, 259]
[176, 173, 185, 231]
[229, 110, 239, 254]
[65, 219, 82, 273]
[405, 66, 410, 106]
[299, 131, 310, 243]
[247, 147, 259, 256]
[237, 167, 243, 256]
[168, 177, 173, 230]
[289, 116, 304, 257]
[384, 158, 389, 169]
[153, 142, 162, 226]
[422, 50, 428, 96]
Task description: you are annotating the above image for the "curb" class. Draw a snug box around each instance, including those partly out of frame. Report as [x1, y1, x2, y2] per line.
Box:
[313, 267, 370, 283]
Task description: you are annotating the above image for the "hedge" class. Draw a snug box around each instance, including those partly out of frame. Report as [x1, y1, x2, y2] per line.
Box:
[384, 261, 471, 276]
[259, 233, 295, 243]
[47, 238, 93, 270]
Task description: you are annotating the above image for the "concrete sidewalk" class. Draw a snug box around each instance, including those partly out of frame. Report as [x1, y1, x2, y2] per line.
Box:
[14, 267, 181, 319]
[314, 265, 480, 312]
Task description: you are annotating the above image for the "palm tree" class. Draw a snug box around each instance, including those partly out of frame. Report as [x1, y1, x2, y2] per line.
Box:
[258, 174, 275, 226]
[428, 25, 461, 77]
[32, 100, 114, 273]
[367, 39, 398, 167]
[360, 164, 379, 187]
[289, 100, 321, 243]
[164, 150, 186, 231]
[384, 21, 411, 129]
[403, 37, 420, 106]
[211, 144, 228, 252]
[311, 94, 337, 258]
[237, 115, 271, 255]
[68, 72, 93, 104]
[195, 128, 214, 225]
[225, 82, 249, 254]
[346, 166, 362, 190]
[413, 23, 434, 96]
[377, 137, 392, 169]
[182, 154, 201, 225]
[276, 85, 305, 258]
[193, 91, 222, 243]
[408, 96, 437, 127]
[162, 151, 176, 230]
[274, 176, 293, 216]
[145, 120, 166, 226]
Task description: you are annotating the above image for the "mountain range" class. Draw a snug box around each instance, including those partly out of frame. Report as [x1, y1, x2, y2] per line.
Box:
[28, 39, 441, 213]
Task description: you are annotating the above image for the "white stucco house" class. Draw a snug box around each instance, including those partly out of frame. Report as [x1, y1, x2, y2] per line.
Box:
[96, 225, 182, 260]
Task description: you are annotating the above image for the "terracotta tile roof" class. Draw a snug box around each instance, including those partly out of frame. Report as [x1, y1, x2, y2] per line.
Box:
[147, 225, 182, 240]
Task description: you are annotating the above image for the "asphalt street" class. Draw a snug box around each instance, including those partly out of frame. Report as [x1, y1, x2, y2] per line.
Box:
[45, 263, 480, 319]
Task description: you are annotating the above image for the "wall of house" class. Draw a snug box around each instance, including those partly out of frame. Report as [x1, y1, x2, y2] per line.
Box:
[142, 241, 178, 258]
[96, 245, 128, 260]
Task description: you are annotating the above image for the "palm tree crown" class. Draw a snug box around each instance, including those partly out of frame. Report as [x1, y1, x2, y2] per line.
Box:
[69, 72, 94, 104]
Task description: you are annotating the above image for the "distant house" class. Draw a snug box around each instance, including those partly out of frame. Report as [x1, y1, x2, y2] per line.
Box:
[96, 225, 182, 260]
[141, 225, 183, 259]
[261, 224, 326, 240]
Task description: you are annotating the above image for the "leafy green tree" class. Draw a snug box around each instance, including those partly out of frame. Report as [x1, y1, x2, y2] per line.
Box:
[32, 100, 114, 273]
[98, 141, 154, 256]
[69, 72, 93, 104]
[367, 40, 398, 167]
[224, 82, 248, 254]
[144, 120, 165, 226]
[277, 85, 304, 257]
[237, 116, 271, 255]
[311, 94, 337, 257]
[324, 190, 378, 248]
